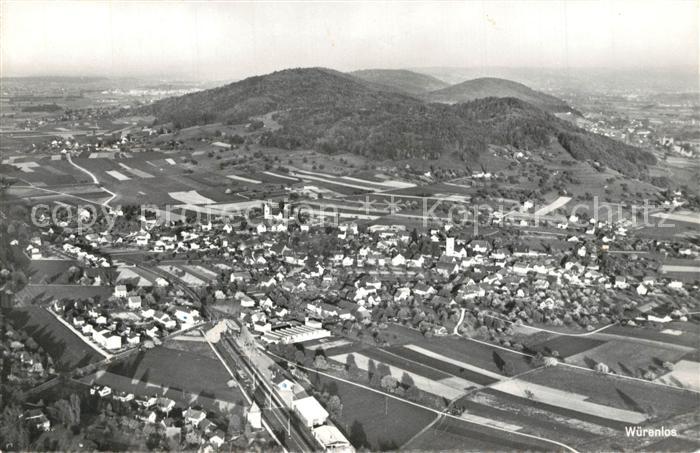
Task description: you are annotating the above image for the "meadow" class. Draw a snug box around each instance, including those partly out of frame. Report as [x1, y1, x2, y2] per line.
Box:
[522, 365, 700, 420]
[405, 416, 553, 452]
[307, 370, 436, 451]
[6, 305, 104, 371]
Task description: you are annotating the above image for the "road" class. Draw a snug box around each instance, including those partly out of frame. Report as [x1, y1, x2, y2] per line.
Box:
[482, 313, 616, 337]
[453, 307, 466, 335]
[66, 153, 117, 207]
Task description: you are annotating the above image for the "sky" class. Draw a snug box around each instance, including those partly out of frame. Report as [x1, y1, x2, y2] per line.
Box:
[1, 0, 697, 81]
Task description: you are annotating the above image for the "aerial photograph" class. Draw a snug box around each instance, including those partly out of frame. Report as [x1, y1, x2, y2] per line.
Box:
[0, 1, 698, 452]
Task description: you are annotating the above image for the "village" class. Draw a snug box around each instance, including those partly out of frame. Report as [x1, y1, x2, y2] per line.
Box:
[4, 183, 698, 450]
[2, 8, 699, 448]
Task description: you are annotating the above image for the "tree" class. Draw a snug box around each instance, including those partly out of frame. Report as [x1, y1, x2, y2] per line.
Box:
[543, 357, 558, 367]
[313, 355, 328, 370]
[327, 395, 342, 418]
[380, 375, 398, 392]
[48, 397, 80, 427]
[595, 362, 609, 374]
[401, 372, 415, 388]
[524, 389, 535, 400]
[345, 354, 358, 374]
[0, 405, 30, 450]
[227, 414, 243, 436]
[294, 349, 306, 365]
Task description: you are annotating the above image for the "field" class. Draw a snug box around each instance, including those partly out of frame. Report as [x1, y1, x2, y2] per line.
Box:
[307, 370, 436, 450]
[71, 154, 256, 206]
[602, 324, 700, 349]
[452, 397, 608, 445]
[385, 345, 499, 385]
[162, 333, 218, 360]
[1, 156, 88, 185]
[566, 339, 688, 376]
[6, 305, 104, 370]
[289, 167, 414, 193]
[27, 259, 77, 284]
[521, 365, 700, 420]
[369, 324, 535, 376]
[405, 416, 554, 452]
[158, 264, 206, 286]
[14, 284, 114, 304]
[100, 346, 244, 409]
[329, 351, 471, 400]
[489, 378, 647, 424]
[116, 266, 155, 286]
[471, 388, 630, 430]
[655, 360, 700, 391]
[521, 332, 605, 358]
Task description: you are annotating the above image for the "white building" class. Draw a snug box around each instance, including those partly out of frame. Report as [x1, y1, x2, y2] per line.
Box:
[247, 402, 262, 430]
[445, 237, 455, 257]
[313, 425, 354, 452]
[127, 296, 142, 310]
[261, 325, 331, 345]
[114, 285, 128, 298]
[292, 396, 328, 428]
[93, 329, 122, 350]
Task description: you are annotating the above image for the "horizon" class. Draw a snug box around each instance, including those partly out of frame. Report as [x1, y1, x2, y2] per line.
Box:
[1, 0, 697, 81]
[2, 63, 699, 80]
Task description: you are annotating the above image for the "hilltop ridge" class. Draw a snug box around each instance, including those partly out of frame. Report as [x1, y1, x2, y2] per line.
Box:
[425, 77, 578, 114]
[144, 67, 654, 176]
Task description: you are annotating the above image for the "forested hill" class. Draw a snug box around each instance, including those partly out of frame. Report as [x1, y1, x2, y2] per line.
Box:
[426, 77, 578, 114]
[349, 69, 449, 95]
[144, 67, 655, 176]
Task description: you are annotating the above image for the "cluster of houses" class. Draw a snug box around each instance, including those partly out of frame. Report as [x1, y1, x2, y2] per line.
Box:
[89, 385, 229, 450]
[52, 285, 201, 353]
[100, 204, 698, 339]
[61, 241, 111, 267]
[3, 326, 52, 391]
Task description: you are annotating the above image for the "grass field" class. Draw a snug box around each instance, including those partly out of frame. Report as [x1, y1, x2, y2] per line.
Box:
[329, 352, 468, 399]
[474, 388, 630, 430]
[417, 338, 534, 376]
[355, 347, 453, 380]
[566, 339, 688, 376]
[6, 305, 103, 371]
[14, 284, 113, 304]
[369, 324, 535, 376]
[654, 360, 700, 391]
[27, 259, 77, 284]
[604, 324, 700, 349]
[307, 370, 435, 451]
[521, 365, 700, 420]
[405, 416, 553, 452]
[489, 378, 647, 424]
[453, 398, 607, 445]
[106, 346, 241, 403]
[385, 345, 499, 385]
[522, 332, 605, 358]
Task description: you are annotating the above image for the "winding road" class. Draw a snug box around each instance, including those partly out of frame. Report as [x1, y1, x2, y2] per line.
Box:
[453, 307, 466, 335]
[66, 153, 117, 208]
